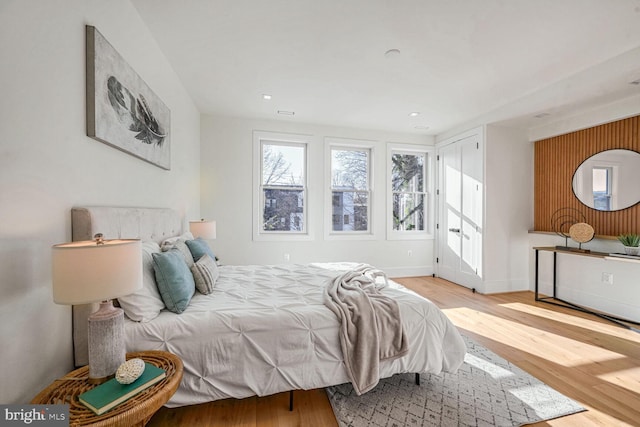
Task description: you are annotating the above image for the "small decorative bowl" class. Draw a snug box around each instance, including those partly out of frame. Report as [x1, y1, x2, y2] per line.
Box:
[115, 358, 146, 384]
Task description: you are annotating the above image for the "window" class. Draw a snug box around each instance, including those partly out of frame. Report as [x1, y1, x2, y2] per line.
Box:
[327, 141, 373, 236]
[592, 166, 612, 211]
[387, 144, 433, 239]
[253, 132, 309, 240]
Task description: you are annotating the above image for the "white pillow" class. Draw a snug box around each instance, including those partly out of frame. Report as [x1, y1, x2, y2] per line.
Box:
[160, 232, 196, 268]
[117, 241, 166, 322]
[160, 232, 194, 251]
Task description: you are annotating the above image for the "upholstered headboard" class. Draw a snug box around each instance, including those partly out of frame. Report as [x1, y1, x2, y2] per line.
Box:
[71, 207, 183, 244]
[71, 206, 184, 366]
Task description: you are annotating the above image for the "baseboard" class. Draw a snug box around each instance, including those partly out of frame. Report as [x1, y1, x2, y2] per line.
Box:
[483, 278, 529, 294]
[384, 266, 434, 278]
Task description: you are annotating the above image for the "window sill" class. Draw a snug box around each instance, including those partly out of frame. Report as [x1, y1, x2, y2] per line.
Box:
[253, 232, 314, 242]
[324, 232, 377, 241]
[387, 232, 434, 241]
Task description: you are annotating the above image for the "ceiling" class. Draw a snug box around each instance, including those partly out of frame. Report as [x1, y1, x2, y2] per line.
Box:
[131, 0, 640, 136]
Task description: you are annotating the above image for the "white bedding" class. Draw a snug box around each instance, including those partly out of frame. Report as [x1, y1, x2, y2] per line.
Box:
[124, 262, 466, 407]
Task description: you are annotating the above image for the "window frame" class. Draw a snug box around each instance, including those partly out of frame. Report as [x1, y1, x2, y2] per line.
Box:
[386, 143, 434, 240]
[253, 131, 312, 241]
[324, 138, 375, 240]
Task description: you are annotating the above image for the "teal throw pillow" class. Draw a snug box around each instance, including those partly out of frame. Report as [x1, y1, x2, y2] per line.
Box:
[152, 250, 195, 314]
[185, 237, 216, 262]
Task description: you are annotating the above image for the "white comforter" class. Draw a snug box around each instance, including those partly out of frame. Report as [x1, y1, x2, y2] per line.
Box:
[124, 263, 466, 407]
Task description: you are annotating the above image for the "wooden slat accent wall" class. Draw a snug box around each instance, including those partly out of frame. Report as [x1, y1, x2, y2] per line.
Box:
[534, 115, 640, 236]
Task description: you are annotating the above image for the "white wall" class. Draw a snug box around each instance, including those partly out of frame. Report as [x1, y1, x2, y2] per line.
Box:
[528, 94, 640, 142]
[0, 0, 200, 403]
[200, 115, 433, 277]
[483, 125, 533, 293]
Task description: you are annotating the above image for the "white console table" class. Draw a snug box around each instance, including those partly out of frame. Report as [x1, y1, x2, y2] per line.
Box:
[533, 246, 640, 332]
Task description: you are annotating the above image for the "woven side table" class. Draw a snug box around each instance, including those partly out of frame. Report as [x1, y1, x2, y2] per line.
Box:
[32, 351, 183, 427]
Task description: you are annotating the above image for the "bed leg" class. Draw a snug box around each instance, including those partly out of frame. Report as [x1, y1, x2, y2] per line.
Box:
[415, 373, 420, 386]
[289, 390, 294, 411]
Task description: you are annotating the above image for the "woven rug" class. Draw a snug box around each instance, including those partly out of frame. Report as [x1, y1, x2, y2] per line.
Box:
[326, 335, 585, 427]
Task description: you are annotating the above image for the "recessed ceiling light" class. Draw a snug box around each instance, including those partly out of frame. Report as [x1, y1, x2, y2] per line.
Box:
[408, 112, 420, 117]
[414, 125, 430, 130]
[277, 110, 295, 116]
[384, 49, 401, 58]
[629, 79, 640, 85]
[262, 94, 272, 100]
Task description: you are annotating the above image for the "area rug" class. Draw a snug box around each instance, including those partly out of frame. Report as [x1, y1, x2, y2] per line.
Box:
[326, 335, 585, 427]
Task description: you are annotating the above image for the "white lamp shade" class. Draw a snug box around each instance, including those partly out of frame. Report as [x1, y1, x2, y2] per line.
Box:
[189, 220, 216, 239]
[52, 239, 143, 305]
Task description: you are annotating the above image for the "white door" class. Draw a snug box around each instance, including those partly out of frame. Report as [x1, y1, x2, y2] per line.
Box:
[437, 135, 483, 290]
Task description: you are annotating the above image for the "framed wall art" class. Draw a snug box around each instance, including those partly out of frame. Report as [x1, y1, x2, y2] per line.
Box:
[86, 25, 171, 170]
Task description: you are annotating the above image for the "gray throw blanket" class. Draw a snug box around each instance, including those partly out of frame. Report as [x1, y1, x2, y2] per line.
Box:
[324, 264, 409, 395]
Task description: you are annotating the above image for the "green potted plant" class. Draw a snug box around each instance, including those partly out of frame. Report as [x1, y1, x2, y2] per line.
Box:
[617, 233, 640, 256]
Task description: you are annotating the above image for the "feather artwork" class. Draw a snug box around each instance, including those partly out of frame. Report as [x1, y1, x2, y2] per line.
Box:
[107, 76, 138, 131]
[135, 94, 166, 146]
[106, 76, 166, 147]
[87, 26, 170, 169]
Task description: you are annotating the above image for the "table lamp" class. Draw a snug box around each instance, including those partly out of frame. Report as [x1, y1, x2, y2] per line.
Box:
[52, 234, 142, 383]
[189, 219, 216, 239]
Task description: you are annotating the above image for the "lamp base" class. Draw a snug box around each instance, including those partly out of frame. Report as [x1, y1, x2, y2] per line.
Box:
[87, 300, 125, 384]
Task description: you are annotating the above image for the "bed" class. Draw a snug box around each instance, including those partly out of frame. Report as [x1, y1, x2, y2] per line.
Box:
[71, 206, 466, 408]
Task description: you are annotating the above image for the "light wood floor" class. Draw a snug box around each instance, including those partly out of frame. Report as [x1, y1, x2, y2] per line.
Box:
[148, 276, 640, 427]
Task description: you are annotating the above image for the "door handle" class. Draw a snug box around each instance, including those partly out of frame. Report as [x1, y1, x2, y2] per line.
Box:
[448, 228, 461, 233]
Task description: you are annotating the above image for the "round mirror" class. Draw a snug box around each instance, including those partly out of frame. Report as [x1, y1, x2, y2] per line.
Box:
[572, 149, 640, 211]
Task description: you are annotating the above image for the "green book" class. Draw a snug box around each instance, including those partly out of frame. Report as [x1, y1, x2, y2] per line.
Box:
[78, 363, 166, 415]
